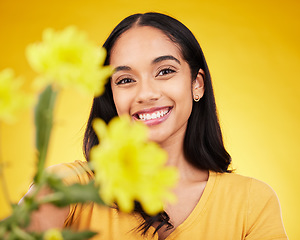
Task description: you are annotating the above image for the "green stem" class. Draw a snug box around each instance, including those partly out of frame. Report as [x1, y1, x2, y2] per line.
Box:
[11, 225, 35, 240]
[0, 124, 12, 206]
[34, 85, 58, 184]
[37, 192, 64, 205]
[25, 182, 43, 203]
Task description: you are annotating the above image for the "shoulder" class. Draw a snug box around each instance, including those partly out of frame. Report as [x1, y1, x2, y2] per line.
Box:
[214, 171, 277, 199]
[46, 160, 94, 185]
[213, 172, 287, 239]
[211, 172, 282, 217]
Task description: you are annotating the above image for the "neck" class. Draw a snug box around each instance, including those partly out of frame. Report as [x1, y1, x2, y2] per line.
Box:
[160, 134, 208, 183]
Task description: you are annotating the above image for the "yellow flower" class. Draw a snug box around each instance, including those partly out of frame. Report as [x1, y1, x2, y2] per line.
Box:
[26, 26, 112, 96]
[0, 68, 33, 123]
[43, 229, 63, 240]
[90, 116, 178, 215]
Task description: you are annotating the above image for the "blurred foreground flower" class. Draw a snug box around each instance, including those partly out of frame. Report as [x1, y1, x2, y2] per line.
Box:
[0, 26, 112, 240]
[0, 68, 33, 123]
[26, 26, 112, 96]
[44, 229, 63, 240]
[90, 116, 178, 215]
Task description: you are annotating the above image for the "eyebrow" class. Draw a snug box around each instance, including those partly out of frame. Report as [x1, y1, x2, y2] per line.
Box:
[112, 55, 181, 75]
[114, 65, 132, 73]
[152, 55, 181, 65]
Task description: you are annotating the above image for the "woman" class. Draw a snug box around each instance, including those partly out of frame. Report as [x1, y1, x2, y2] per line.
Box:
[26, 12, 287, 239]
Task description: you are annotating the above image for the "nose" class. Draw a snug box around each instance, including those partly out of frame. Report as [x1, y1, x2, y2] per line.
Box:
[135, 79, 161, 104]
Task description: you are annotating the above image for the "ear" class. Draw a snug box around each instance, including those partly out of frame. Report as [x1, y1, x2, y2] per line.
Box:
[192, 69, 205, 100]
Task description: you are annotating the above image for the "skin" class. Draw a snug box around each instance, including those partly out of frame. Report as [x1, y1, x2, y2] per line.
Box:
[22, 26, 209, 240]
[110, 26, 208, 239]
[19, 186, 69, 231]
[111, 26, 200, 146]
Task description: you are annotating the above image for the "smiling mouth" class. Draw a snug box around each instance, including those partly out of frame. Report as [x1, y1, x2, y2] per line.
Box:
[133, 107, 172, 121]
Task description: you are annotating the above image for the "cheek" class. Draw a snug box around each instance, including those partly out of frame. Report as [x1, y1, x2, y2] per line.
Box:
[170, 79, 193, 116]
[112, 90, 131, 116]
[169, 79, 193, 103]
[112, 94, 123, 115]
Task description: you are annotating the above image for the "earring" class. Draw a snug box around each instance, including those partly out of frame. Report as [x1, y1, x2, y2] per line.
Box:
[194, 94, 201, 102]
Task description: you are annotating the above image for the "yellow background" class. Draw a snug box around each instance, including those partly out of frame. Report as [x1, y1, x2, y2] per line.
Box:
[0, 0, 299, 238]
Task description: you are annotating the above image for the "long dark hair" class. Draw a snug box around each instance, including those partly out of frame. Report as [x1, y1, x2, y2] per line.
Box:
[83, 12, 231, 235]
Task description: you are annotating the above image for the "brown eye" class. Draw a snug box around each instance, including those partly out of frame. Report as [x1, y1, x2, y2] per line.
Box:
[116, 78, 135, 85]
[157, 68, 176, 77]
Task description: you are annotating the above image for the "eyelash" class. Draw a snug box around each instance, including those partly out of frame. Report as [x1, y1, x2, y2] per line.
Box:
[115, 68, 176, 85]
[115, 78, 135, 85]
[156, 68, 176, 77]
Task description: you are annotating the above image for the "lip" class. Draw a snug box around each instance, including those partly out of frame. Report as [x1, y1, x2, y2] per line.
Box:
[132, 106, 173, 126]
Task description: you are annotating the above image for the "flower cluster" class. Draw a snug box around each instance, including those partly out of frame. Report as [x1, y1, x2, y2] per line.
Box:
[0, 68, 33, 123]
[90, 116, 178, 215]
[0, 25, 179, 240]
[26, 26, 112, 96]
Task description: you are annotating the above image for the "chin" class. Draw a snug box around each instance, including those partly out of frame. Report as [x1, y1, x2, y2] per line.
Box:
[148, 132, 169, 145]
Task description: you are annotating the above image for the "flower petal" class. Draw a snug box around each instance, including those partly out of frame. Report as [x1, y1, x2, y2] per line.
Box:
[90, 116, 178, 215]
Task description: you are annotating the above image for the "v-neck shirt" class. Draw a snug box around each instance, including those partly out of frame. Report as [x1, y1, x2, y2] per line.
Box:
[47, 160, 287, 239]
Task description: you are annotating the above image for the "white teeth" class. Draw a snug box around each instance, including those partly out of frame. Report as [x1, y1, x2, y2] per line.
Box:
[138, 109, 169, 121]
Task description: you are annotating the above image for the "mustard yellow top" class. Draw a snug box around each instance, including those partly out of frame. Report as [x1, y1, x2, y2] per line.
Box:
[48, 161, 288, 240]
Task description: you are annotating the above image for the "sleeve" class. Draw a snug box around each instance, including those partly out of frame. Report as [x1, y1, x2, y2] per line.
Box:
[245, 178, 288, 240]
[45, 161, 95, 227]
[46, 160, 94, 186]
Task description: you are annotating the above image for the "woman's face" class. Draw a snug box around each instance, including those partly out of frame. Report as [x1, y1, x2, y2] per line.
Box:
[110, 26, 204, 145]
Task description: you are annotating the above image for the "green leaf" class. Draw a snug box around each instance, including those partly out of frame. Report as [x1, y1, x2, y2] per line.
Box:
[61, 229, 98, 240]
[0, 224, 7, 239]
[43, 174, 104, 207]
[9, 225, 36, 240]
[34, 85, 58, 183]
[0, 200, 39, 232]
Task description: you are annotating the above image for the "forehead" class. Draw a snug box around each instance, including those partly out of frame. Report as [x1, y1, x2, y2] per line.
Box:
[110, 26, 183, 66]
